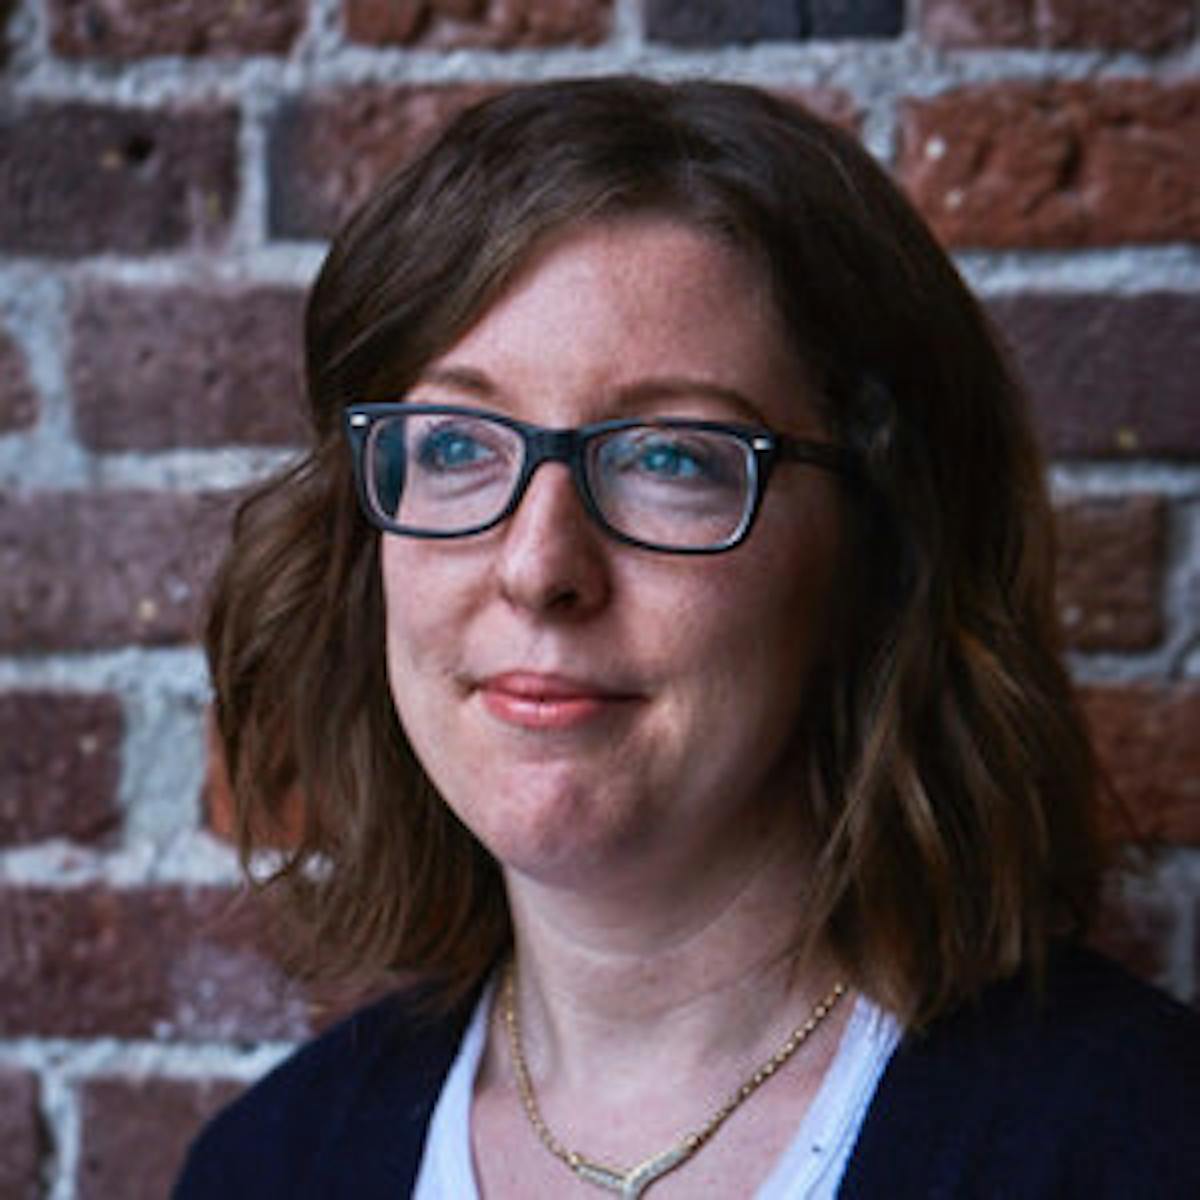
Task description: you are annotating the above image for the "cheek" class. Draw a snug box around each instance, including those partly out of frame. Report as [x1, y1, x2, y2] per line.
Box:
[380, 542, 465, 707]
[702, 501, 843, 711]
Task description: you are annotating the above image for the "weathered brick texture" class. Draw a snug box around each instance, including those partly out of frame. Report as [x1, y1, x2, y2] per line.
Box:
[0, 0, 1197, 1178]
[0, 327, 36, 431]
[899, 82, 1200, 247]
[0, 490, 235, 652]
[921, 0, 1194, 53]
[77, 1075, 242, 1200]
[1082, 684, 1200, 845]
[645, 0, 902, 44]
[49, 0, 305, 58]
[264, 83, 864, 241]
[267, 85, 497, 239]
[1054, 495, 1165, 652]
[0, 885, 310, 1039]
[991, 292, 1200, 459]
[71, 285, 307, 450]
[0, 103, 238, 257]
[345, 0, 612, 47]
[0, 1067, 43, 1200]
[0, 691, 123, 846]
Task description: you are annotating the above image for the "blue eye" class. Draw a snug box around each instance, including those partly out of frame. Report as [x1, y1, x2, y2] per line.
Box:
[416, 426, 494, 472]
[603, 431, 732, 487]
[637, 441, 706, 479]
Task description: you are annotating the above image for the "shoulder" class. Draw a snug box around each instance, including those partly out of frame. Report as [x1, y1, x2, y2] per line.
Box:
[842, 945, 1200, 1198]
[172, 987, 473, 1200]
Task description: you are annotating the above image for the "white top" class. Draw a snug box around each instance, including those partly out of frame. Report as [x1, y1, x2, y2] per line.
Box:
[414, 981, 901, 1199]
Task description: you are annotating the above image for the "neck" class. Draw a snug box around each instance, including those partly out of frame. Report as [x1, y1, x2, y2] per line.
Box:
[498, 818, 837, 1086]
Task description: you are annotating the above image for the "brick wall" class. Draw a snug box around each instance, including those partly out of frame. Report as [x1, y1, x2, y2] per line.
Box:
[1, 1, 1197, 1195]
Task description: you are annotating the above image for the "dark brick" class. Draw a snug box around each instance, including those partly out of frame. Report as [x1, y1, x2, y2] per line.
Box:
[267, 85, 496, 239]
[646, 0, 803, 43]
[49, 0, 304, 58]
[71, 284, 307, 450]
[0, 1068, 43, 1200]
[991, 292, 1200, 460]
[808, 0, 902, 38]
[1054, 495, 1165, 652]
[1081, 684, 1200, 845]
[77, 1075, 243, 1200]
[921, 0, 1193, 54]
[0, 327, 37, 432]
[0, 490, 235, 652]
[0, 691, 123, 846]
[898, 81, 1200, 248]
[0, 103, 237, 257]
[0, 885, 310, 1039]
[345, 0, 611, 48]
[646, 0, 901, 43]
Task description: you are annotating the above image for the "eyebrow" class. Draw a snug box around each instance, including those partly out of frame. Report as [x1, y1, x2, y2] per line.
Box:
[411, 366, 765, 423]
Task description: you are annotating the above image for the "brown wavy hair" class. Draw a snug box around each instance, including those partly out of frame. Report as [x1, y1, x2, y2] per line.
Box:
[206, 77, 1106, 1027]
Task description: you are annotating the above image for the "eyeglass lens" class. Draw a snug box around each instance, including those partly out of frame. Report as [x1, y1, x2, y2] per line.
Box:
[364, 411, 757, 550]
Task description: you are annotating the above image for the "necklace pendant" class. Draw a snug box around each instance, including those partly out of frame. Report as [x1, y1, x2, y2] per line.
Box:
[573, 1143, 693, 1199]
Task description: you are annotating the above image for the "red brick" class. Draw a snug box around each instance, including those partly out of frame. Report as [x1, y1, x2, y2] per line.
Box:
[0, 490, 234, 652]
[0, 691, 123, 846]
[0, 1068, 43, 1200]
[919, 0, 1029, 45]
[71, 284, 306, 450]
[990, 292, 1200, 460]
[921, 0, 1194, 52]
[0, 885, 310, 1039]
[77, 1075, 243, 1200]
[1053, 495, 1165, 652]
[1081, 684, 1200, 845]
[346, 0, 611, 47]
[50, 0, 304, 58]
[898, 81, 1200, 247]
[267, 85, 497, 239]
[0, 103, 237, 256]
[0, 327, 36, 432]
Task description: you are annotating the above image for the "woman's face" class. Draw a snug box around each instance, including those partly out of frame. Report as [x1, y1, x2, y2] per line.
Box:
[381, 216, 843, 895]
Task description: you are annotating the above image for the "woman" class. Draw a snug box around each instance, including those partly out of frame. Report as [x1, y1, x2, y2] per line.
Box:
[176, 78, 1199, 1197]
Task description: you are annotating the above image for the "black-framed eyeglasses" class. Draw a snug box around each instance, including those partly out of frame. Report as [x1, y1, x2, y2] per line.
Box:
[344, 403, 858, 554]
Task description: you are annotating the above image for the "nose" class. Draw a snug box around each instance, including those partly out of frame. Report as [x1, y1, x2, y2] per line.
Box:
[494, 462, 611, 617]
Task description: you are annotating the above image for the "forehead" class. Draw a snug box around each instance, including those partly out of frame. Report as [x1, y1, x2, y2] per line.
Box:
[419, 215, 817, 429]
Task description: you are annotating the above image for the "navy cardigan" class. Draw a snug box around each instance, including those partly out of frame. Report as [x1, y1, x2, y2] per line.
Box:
[175, 946, 1200, 1197]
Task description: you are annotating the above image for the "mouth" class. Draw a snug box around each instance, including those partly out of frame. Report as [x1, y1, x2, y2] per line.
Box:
[474, 671, 641, 731]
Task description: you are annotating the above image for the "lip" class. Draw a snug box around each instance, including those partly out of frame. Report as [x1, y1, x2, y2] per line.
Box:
[475, 671, 640, 731]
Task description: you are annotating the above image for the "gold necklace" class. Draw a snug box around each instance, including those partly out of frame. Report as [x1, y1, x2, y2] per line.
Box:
[500, 962, 847, 1200]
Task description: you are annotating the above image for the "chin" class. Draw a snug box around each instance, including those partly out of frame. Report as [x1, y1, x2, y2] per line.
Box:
[462, 785, 653, 888]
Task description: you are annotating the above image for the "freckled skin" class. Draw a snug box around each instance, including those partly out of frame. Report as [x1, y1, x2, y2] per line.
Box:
[382, 217, 842, 903]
